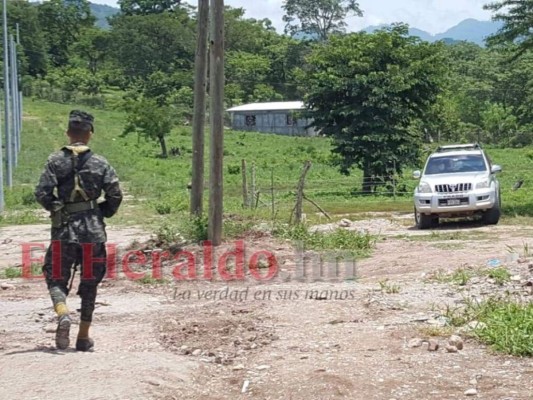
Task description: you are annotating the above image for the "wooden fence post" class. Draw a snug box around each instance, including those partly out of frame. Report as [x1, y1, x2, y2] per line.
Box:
[294, 161, 312, 224]
[241, 159, 248, 208]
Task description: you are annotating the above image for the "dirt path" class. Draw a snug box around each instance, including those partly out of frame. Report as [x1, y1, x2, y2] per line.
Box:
[1, 216, 532, 399]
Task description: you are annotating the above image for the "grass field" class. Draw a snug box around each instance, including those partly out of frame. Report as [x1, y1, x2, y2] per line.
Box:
[4, 99, 533, 233]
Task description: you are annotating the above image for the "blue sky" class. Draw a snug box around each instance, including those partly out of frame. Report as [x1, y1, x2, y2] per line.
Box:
[93, 0, 494, 34]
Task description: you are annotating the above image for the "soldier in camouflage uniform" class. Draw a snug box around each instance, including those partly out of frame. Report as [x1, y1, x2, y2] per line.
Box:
[35, 110, 123, 351]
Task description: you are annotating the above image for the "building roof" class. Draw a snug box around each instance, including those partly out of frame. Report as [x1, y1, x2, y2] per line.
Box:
[227, 101, 305, 113]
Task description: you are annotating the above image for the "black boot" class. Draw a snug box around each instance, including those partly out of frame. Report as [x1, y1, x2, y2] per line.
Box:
[76, 337, 94, 352]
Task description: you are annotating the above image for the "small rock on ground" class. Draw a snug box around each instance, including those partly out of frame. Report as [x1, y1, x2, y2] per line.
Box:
[445, 345, 458, 353]
[408, 338, 423, 348]
[448, 335, 464, 350]
[428, 339, 439, 352]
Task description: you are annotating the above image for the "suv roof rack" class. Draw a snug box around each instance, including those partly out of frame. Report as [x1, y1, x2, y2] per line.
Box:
[435, 143, 482, 153]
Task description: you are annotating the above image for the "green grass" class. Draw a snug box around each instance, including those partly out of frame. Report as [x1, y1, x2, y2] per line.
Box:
[8, 99, 533, 235]
[450, 268, 474, 286]
[0, 266, 24, 279]
[484, 267, 512, 285]
[443, 296, 533, 357]
[0, 264, 42, 279]
[272, 223, 376, 256]
[426, 267, 475, 285]
[427, 266, 514, 286]
[472, 298, 533, 357]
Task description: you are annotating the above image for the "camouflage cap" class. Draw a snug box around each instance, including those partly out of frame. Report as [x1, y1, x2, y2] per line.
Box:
[68, 110, 94, 133]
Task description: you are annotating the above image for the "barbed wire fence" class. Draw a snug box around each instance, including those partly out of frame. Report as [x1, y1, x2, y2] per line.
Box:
[232, 157, 533, 223]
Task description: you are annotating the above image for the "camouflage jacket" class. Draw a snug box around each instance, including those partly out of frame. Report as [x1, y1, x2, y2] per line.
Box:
[35, 143, 123, 243]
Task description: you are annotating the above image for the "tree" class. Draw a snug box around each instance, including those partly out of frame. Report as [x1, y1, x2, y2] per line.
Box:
[282, 0, 363, 41]
[118, 0, 182, 15]
[264, 36, 310, 99]
[225, 51, 276, 104]
[224, 7, 276, 53]
[484, 0, 533, 58]
[300, 25, 446, 193]
[443, 41, 533, 143]
[108, 12, 195, 84]
[7, 0, 48, 77]
[122, 96, 177, 157]
[481, 102, 519, 144]
[71, 28, 110, 75]
[222, 6, 295, 102]
[37, 0, 96, 68]
[46, 66, 103, 96]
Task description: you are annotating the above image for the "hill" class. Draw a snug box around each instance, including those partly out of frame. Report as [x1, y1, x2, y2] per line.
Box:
[363, 18, 503, 46]
[89, 2, 119, 29]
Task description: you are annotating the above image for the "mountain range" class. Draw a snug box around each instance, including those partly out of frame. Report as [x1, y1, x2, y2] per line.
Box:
[88, 3, 502, 46]
[90, 2, 119, 29]
[363, 18, 504, 46]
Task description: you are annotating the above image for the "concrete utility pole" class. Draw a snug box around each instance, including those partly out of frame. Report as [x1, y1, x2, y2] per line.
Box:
[3, 0, 12, 188]
[0, 29, 3, 212]
[16, 22, 21, 152]
[10, 35, 17, 167]
[190, 0, 209, 217]
[208, 0, 224, 245]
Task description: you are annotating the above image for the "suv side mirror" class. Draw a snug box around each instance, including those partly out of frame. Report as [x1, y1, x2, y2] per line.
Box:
[413, 170, 421, 179]
[491, 165, 502, 174]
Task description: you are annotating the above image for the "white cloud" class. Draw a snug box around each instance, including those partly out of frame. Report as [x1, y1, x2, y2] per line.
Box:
[94, 0, 494, 34]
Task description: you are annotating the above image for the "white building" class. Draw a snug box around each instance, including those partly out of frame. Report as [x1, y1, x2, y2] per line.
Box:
[226, 101, 317, 137]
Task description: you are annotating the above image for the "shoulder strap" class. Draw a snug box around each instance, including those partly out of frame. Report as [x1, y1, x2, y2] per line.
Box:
[75, 150, 93, 172]
[69, 150, 93, 202]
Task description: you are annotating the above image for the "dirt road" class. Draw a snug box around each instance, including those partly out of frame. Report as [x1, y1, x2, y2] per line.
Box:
[1, 216, 532, 400]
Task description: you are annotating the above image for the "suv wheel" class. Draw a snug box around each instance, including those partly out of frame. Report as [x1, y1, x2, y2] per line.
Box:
[482, 192, 501, 225]
[415, 208, 436, 229]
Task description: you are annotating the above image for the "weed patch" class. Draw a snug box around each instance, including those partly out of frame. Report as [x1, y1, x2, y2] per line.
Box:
[379, 279, 401, 294]
[442, 296, 532, 357]
[472, 298, 533, 357]
[136, 276, 168, 285]
[484, 267, 511, 285]
[0, 264, 42, 279]
[273, 224, 376, 256]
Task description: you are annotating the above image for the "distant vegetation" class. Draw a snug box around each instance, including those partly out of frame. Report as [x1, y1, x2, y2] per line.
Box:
[89, 2, 119, 29]
[3, 0, 532, 220]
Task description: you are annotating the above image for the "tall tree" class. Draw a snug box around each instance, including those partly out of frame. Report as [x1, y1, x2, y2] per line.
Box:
[224, 7, 276, 53]
[282, 0, 362, 41]
[443, 42, 533, 143]
[37, 0, 95, 67]
[300, 25, 446, 192]
[71, 28, 110, 75]
[6, 0, 48, 77]
[484, 0, 533, 58]
[225, 51, 278, 105]
[108, 11, 195, 84]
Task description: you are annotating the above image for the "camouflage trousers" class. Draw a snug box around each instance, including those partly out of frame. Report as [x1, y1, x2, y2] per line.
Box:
[43, 241, 107, 323]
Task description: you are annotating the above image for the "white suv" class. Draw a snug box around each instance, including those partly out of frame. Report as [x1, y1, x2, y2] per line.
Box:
[413, 144, 502, 229]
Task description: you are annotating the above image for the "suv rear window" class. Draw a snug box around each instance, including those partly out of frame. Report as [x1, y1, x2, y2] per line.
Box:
[425, 154, 487, 175]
